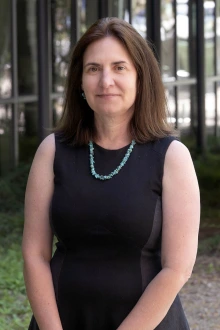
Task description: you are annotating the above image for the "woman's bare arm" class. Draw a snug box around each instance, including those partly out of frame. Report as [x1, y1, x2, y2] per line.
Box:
[117, 140, 200, 330]
[22, 133, 63, 330]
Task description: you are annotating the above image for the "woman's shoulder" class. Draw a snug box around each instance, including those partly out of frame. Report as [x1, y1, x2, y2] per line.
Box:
[164, 139, 192, 170]
[151, 136, 191, 165]
[27, 134, 55, 185]
[37, 133, 55, 154]
[148, 136, 193, 175]
[150, 135, 180, 156]
[32, 133, 55, 166]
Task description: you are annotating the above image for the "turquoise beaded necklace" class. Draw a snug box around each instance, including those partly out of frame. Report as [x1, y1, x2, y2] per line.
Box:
[89, 140, 136, 180]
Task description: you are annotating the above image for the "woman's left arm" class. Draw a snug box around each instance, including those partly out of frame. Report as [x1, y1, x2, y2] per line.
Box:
[117, 140, 200, 330]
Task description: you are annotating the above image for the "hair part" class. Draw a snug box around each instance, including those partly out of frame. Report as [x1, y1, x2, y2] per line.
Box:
[55, 17, 174, 145]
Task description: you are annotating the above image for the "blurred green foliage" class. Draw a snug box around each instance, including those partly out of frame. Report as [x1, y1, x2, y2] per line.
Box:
[0, 164, 31, 328]
[198, 234, 220, 255]
[0, 163, 30, 213]
[0, 211, 31, 329]
[195, 153, 220, 219]
[182, 136, 220, 226]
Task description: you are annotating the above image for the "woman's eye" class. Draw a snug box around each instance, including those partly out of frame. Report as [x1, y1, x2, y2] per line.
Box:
[116, 66, 125, 71]
[89, 67, 98, 72]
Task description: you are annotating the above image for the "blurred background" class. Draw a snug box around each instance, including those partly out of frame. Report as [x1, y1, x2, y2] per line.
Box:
[0, 0, 220, 329]
[0, 0, 220, 173]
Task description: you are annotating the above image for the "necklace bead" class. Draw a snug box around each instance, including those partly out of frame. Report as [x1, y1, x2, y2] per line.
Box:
[89, 140, 136, 180]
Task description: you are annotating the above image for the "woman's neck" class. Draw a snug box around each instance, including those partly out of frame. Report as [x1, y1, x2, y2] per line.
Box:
[94, 114, 132, 150]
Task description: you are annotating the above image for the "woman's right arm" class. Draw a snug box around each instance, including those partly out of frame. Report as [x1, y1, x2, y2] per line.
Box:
[22, 133, 63, 330]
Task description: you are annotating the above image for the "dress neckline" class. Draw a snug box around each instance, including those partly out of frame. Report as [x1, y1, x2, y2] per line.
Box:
[93, 142, 131, 152]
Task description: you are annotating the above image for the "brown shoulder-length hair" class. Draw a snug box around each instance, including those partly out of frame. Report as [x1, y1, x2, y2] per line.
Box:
[56, 17, 173, 145]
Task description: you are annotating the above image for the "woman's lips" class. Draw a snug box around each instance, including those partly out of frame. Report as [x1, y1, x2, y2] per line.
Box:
[97, 94, 120, 98]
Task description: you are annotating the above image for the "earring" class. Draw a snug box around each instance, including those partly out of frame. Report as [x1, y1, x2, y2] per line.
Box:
[82, 92, 86, 100]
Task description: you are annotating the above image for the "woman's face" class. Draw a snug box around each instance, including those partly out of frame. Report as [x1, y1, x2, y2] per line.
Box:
[82, 37, 137, 119]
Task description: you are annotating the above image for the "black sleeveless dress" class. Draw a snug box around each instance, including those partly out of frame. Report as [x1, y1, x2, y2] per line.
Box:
[28, 135, 190, 330]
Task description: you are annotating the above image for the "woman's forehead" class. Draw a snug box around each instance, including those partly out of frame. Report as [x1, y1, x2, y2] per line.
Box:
[83, 37, 133, 64]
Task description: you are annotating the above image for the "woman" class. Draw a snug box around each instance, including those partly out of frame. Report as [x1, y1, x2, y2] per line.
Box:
[22, 17, 200, 330]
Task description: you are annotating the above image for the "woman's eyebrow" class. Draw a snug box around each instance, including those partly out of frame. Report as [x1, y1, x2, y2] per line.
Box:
[84, 62, 100, 68]
[84, 60, 128, 68]
[112, 61, 128, 65]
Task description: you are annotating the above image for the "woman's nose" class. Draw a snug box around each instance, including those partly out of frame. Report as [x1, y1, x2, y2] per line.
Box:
[99, 70, 115, 89]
